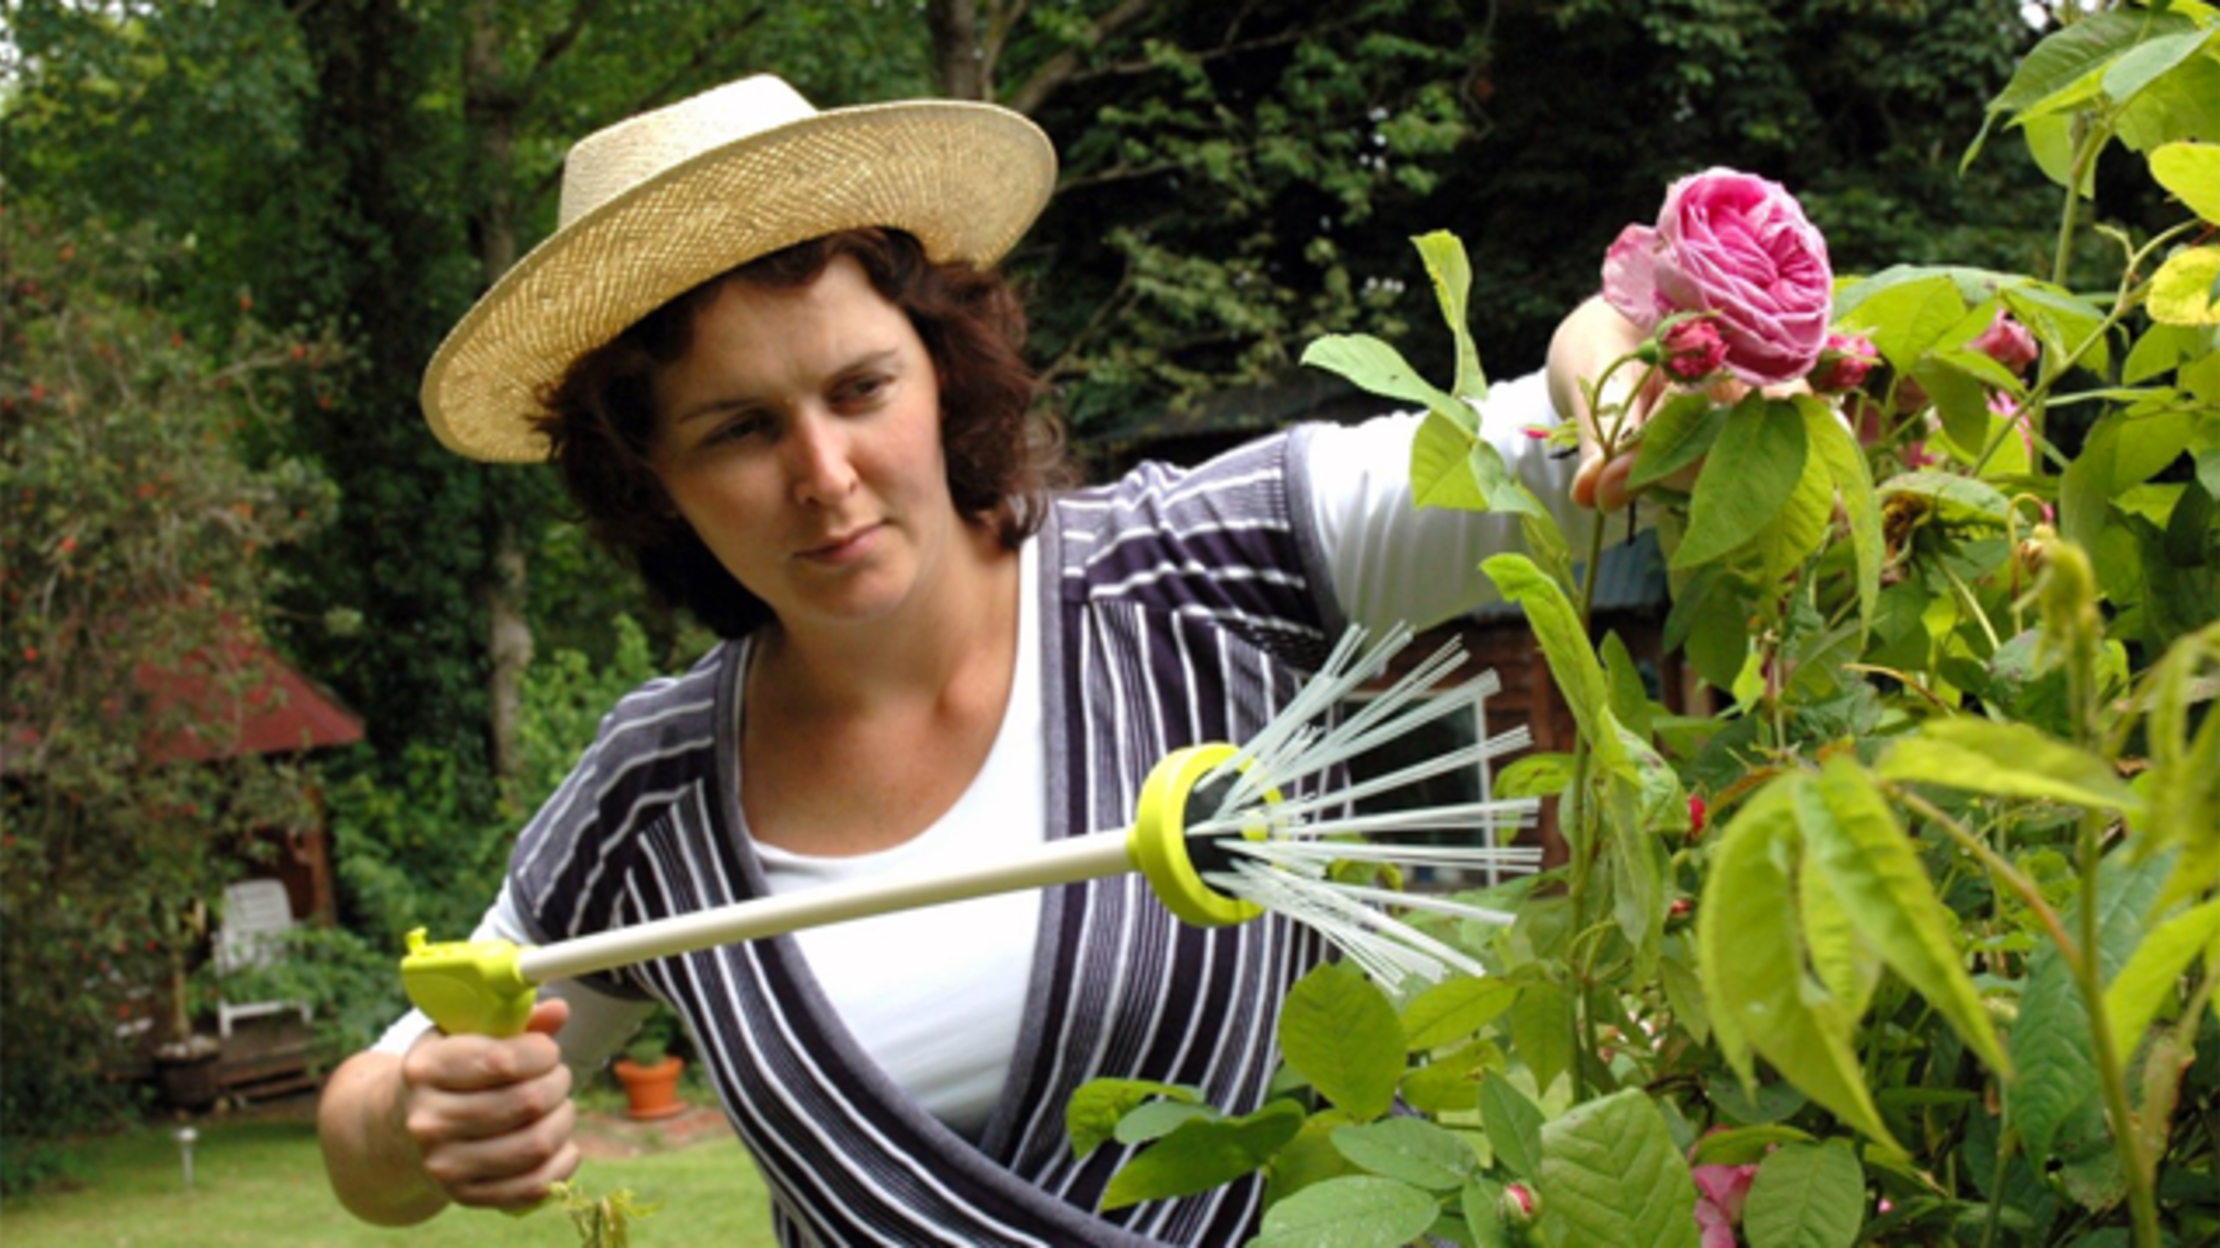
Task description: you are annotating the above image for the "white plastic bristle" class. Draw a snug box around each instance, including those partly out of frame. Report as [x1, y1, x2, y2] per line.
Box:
[1214, 860, 1494, 986]
[1222, 838, 1541, 874]
[1211, 624, 1418, 811]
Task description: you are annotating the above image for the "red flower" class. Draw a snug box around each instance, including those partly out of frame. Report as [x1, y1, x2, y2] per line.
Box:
[1808, 332, 1878, 394]
[1661, 317, 1729, 382]
[1688, 794, 1708, 840]
[1969, 308, 2038, 377]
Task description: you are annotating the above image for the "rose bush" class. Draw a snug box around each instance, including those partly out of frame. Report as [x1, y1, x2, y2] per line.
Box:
[1074, 6, 2218, 1247]
[1601, 168, 1834, 386]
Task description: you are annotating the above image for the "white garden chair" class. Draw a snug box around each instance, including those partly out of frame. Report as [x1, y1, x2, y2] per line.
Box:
[213, 878, 312, 1037]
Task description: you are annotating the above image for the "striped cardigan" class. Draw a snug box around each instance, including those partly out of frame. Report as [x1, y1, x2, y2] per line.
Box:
[510, 428, 1344, 1245]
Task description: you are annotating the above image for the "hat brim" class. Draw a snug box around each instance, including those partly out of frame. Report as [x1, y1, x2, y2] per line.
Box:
[421, 99, 1057, 463]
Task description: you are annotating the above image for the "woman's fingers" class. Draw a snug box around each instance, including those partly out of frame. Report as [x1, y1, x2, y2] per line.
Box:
[398, 998, 580, 1206]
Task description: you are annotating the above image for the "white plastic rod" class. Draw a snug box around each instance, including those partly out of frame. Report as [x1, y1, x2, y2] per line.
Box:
[516, 829, 1137, 985]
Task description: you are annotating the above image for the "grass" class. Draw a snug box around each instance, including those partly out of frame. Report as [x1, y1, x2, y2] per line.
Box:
[0, 1113, 777, 1246]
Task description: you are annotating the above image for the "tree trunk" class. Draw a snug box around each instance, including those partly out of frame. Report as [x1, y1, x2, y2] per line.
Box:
[927, 0, 988, 100]
[467, 1, 531, 787]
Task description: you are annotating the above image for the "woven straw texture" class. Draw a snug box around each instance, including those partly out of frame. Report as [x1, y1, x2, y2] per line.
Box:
[422, 98, 1055, 463]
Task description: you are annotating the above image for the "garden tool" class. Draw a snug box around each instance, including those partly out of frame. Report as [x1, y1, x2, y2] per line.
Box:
[401, 623, 1541, 1039]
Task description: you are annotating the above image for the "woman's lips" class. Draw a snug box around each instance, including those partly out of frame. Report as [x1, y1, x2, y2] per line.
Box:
[797, 523, 880, 564]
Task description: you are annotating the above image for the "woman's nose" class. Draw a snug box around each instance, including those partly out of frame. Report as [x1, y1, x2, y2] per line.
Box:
[785, 410, 858, 505]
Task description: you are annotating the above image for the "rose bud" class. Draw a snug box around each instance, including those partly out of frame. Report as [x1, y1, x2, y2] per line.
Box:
[1660, 317, 1729, 382]
[1807, 332, 1878, 394]
[1969, 309, 2038, 378]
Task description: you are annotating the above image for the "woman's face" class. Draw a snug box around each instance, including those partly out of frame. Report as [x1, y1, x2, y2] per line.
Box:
[647, 254, 961, 635]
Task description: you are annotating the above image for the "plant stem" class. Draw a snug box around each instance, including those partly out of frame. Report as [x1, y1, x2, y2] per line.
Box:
[2073, 813, 2164, 1248]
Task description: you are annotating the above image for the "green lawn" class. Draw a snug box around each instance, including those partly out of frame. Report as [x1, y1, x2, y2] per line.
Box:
[0, 1117, 777, 1246]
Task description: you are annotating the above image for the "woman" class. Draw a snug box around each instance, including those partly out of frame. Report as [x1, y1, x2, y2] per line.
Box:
[319, 74, 1636, 1244]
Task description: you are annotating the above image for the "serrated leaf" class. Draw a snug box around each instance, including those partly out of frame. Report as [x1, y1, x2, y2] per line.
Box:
[1689, 1124, 1817, 1167]
[1743, 1141, 1866, 1248]
[2151, 140, 2220, 224]
[1403, 975, 1519, 1051]
[1676, 398, 1811, 570]
[1281, 962, 1406, 1121]
[1537, 1089, 1702, 1248]
[1067, 1078, 1198, 1159]
[1249, 1174, 1442, 1248]
[1331, 1117, 1480, 1192]
[1798, 758, 2012, 1076]
[2009, 854, 2173, 1156]
[1698, 777, 1900, 1149]
[1627, 392, 1727, 491]
[1505, 980, 1574, 1097]
[1878, 718, 2142, 815]
[1990, 9, 2194, 118]
[2103, 897, 2220, 1075]
[2149, 246, 2220, 326]
[1478, 1074, 1545, 1180]
[1835, 272, 1966, 373]
[1482, 554, 1625, 773]
[1099, 1099, 1304, 1210]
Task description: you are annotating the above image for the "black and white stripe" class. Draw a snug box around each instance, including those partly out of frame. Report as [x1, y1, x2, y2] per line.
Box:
[508, 428, 1341, 1245]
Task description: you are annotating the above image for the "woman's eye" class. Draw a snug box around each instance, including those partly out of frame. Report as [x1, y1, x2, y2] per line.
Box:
[837, 374, 890, 406]
[707, 414, 770, 445]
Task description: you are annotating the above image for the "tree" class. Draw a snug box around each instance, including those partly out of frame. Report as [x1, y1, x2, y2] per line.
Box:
[0, 200, 338, 1171]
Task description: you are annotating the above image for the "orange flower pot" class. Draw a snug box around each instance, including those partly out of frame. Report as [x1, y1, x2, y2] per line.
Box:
[612, 1055, 687, 1121]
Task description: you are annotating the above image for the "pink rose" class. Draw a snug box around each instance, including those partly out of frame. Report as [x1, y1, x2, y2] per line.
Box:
[1691, 1161, 1758, 1246]
[1661, 317, 1729, 381]
[1602, 168, 1834, 386]
[1808, 332, 1878, 394]
[1969, 309, 2038, 377]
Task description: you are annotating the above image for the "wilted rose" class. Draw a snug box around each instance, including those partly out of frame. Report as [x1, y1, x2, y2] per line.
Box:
[1809, 332, 1878, 394]
[1969, 308, 2039, 377]
[1602, 168, 1834, 386]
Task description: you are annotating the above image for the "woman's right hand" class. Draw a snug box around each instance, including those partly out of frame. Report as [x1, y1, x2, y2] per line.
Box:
[397, 998, 581, 1212]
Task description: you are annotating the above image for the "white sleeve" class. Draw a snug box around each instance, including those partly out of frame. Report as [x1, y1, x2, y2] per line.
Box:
[368, 883, 657, 1079]
[1308, 369, 1603, 630]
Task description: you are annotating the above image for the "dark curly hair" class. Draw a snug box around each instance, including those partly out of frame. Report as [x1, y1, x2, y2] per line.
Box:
[536, 228, 1074, 638]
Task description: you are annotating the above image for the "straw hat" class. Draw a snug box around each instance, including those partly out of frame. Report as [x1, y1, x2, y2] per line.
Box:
[421, 75, 1058, 462]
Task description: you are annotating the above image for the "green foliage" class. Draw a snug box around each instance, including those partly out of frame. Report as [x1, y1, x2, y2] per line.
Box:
[1074, 9, 2218, 1244]
[0, 201, 339, 1166]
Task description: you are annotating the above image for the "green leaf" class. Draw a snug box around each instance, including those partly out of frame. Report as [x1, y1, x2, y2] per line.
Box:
[1281, 961, 1406, 1121]
[1100, 1099, 1305, 1210]
[2151, 140, 2220, 224]
[1877, 718, 2142, 815]
[1464, 436, 1551, 521]
[1411, 407, 1488, 511]
[2103, 897, 2220, 1074]
[1478, 1073, 1545, 1179]
[1331, 1117, 1480, 1192]
[1414, 230, 1486, 402]
[1494, 752, 1574, 800]
[2008, 853, 2172, 1157]
[1114, 1099, 1216, 1146]
[1482, 554, 1624, 772]
[1068, 1079, 1198, 1159]
[2099, 29, 2216, 115]
[1743, 1140, 1866, 1248]
[1403, 975, 1519, 1052]
[1797, 850, 1883, 1024]
[1689, 1124, 1817, 1167]
[2149, 246, 2220, 326]
[1798, 758, 2012, 1076]
[1505, 980, 1574, 1098]
[1536, 1088, 1701, 1248]
[1835, 272, 1966, 374]
[1675, 397, 1811, 570]
[1302, 333, 1461, 415]
[1626, 392, 1726, 491]
[1990, 9, 2194, 119]
[1264, 1109, 1361, 1206]
[1248, 1174, 1441, 1248]
[1806, 399, 1882, 633]
[1698, 777, 1900, 1149]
